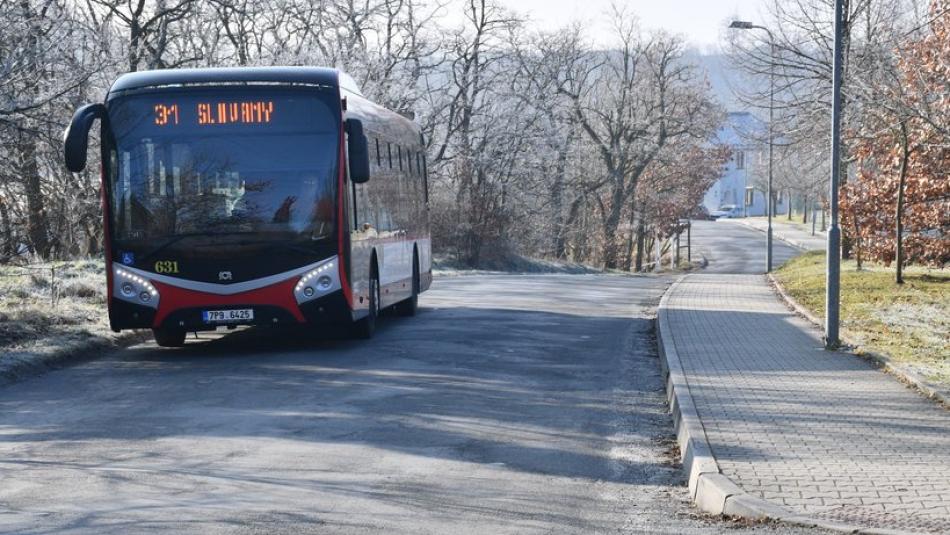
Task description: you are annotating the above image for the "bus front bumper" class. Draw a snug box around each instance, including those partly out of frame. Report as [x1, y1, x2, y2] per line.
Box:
[110, 290, 350, 332]
[108, 257, 350, 332]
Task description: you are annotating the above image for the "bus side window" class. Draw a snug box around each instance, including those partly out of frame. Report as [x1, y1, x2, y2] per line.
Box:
[422, 155, 429, 204]
[375, 138, 381, 168]
[416, 152, 423, 190]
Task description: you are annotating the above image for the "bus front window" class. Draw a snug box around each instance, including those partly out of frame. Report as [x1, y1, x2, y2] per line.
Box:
[106, 88, 340, 249]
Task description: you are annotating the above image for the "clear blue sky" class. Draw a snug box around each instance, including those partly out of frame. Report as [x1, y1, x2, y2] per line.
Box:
[449, 0, 769, 49]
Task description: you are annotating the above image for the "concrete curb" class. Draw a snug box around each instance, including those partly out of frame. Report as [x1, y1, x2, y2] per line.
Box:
[655, 275, 931, 534]
[767, 273, 949, 408]
[657, 275, 784, 518]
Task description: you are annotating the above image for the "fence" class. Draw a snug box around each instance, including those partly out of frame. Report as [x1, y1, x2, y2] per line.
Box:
[0, 264, 64, 306]
[0, 260, 105, 307]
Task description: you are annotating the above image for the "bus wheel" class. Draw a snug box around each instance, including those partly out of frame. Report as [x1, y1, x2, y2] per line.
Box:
[153, 327, 186, 347]
[396, 254, 419, 317]
[354, 268, 380, 339]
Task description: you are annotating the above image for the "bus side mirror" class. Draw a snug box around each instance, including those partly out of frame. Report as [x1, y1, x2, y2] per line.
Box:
[64, 103, 106, 173]
[346, 118, 371, 184]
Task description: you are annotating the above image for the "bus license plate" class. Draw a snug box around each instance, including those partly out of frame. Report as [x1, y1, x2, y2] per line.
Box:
[202, 309, 254, 323]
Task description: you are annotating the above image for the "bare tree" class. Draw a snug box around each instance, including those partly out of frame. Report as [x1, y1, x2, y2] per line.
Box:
[88, 0, 199, 71]
[542, 13, 721, 268]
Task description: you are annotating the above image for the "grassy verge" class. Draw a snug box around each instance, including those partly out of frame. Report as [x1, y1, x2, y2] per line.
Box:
[0, 260, 141, 382]
[774, 251, 949, 385]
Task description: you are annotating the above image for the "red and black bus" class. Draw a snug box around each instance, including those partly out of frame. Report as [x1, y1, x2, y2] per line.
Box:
[64, 67, 431, 346]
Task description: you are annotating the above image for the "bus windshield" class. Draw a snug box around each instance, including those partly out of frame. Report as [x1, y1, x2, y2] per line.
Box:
[105, 87, 340, 251]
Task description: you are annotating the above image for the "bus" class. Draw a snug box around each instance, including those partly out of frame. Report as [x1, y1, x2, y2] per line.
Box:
[64, 67, 432, 347]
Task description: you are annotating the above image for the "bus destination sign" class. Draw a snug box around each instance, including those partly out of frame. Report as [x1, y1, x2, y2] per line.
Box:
[154, 101, 275, 127]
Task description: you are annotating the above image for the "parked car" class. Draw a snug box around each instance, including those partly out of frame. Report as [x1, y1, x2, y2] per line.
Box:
[690, 205, 716, 221]
[710, 205, 743, 218]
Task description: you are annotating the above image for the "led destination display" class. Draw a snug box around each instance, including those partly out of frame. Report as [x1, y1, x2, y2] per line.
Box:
[154, 101, 275, 127]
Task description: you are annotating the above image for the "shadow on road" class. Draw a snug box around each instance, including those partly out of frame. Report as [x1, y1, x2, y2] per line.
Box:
[0, 301, 671, 487]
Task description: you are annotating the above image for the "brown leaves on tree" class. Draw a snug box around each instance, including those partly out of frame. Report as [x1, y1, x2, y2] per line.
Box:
[842, 0, 949, 267]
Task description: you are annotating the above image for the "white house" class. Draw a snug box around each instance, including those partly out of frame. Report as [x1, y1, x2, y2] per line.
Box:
[703, 111, 788, 217]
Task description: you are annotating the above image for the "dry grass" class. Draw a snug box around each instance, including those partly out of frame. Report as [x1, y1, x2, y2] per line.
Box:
[774, 251, 949, 385]
[0, 260, 133, 378]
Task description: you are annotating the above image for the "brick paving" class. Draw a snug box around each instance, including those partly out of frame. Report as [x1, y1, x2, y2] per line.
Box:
[664, 273, 950, 533]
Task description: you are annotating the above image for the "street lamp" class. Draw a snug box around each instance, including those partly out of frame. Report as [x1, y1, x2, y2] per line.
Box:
[729, 20, 775, 273]
[824, 0, 845, 349]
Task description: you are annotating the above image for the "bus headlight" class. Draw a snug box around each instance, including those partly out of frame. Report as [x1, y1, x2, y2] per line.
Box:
[120, 282, 135, 297]
[294, 258, 340, 304]
[113, 266, 160, 309]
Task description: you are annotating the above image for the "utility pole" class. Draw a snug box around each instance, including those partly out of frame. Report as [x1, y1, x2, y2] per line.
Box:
[825, 0, 845, 349]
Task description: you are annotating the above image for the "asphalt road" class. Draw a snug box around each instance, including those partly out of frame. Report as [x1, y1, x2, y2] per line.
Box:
[690, 219, 801, 273]
[0, 235, 826, 533]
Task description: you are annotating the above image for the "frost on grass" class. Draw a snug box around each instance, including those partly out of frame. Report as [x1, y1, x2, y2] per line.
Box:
[0, 260, 130, 379]
[871, 303, 950, 383]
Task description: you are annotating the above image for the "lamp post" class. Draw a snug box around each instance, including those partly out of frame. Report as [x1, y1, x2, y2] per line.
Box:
[824, 0, 845, 349]
[730, 20, 775, 273]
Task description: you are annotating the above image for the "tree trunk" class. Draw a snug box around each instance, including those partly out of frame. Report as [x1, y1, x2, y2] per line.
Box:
[895, 126, 910, 285]
[600, 181, 625, 269]
[622, 204, 637, 271]
[856, 233, 862, 270]
[21, 132, 51, 259]
[634, 219, 645, 272]
[0, 196, 13, 258]
[840, 160, 853, 260]
[561, 197, 584, 261]
[550, 138, 569, 258]
[129, 21, 141, 72]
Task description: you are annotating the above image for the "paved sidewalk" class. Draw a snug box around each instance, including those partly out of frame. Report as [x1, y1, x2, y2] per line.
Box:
[662, 273, 950, 534]
[728, 218, 827, 251]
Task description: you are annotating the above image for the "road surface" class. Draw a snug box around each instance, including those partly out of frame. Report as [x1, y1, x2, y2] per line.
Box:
[691, 219, 801, 273]
[0, 229, 825, 534]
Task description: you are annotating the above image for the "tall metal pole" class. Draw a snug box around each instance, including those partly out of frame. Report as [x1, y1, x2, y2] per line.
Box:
[766, 36, 775, 273]
[825, 0, 845, 349]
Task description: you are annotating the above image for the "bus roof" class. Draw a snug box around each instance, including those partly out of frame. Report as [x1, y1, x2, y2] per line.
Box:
[109, 67, 343, 94]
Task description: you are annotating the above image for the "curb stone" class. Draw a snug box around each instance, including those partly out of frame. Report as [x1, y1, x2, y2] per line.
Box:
[0, 330, 150, 387]
[655, 274, 934, 534]
[767, 273, 949, 408]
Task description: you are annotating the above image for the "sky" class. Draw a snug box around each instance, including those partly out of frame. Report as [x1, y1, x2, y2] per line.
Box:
[450, 0, 769, 50]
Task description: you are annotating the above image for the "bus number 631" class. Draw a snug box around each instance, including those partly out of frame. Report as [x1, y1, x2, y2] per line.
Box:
[154, 260, 179, 274]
